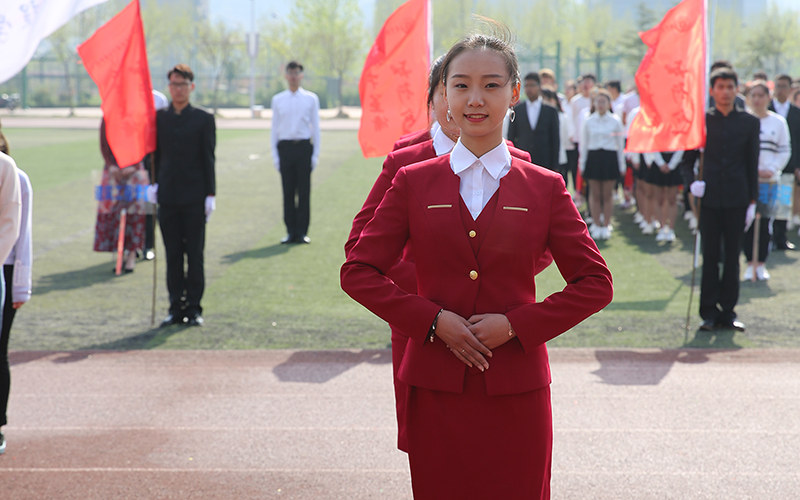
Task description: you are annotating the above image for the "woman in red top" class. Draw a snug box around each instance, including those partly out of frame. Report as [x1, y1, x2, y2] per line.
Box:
[342, 24, 612, 499]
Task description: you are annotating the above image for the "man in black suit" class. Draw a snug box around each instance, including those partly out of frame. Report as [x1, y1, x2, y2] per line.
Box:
[153, 64, 216, 327]
[691, 68, 759, 333]
[506, 72, 560, 172]
[769, 74, 800, 250]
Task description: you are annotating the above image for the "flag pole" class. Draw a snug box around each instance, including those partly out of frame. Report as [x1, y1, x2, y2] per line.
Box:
[685, 153, 703, 338]
[115, 208, 127, 276]
[149, 154, 157, 327]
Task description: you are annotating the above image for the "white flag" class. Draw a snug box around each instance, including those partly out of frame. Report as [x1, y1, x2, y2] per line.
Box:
[0, 0, 109, 84]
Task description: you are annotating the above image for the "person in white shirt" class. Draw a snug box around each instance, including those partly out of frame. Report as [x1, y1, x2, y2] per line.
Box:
[768, 74, 800, 247]
[270, 61, 320, 245]
[0, 133, 31, 457]
[0, 140, 21, 457]
[742, 81, 791, 280]
[579, 90, 625, 240]
[570, 74, 595, 146]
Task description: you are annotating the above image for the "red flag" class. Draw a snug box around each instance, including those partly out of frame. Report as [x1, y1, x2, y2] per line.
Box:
[78, 0, 155, 167]
[358, 0, 431, 158]
[626, 0, 706, 153]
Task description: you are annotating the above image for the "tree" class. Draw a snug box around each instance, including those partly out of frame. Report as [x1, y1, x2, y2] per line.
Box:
[288, 0, 366, 115]
[739, 6, 800, 77]
[196, 20, 241, 114]
[618, 2, 660, 77]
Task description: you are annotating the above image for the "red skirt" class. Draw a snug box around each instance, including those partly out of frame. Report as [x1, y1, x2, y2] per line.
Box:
[406, 369, 552, 499]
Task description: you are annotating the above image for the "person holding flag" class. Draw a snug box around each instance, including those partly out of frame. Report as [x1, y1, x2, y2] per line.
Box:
[153, 64, 216, 327]
[690, 67, 759, 332]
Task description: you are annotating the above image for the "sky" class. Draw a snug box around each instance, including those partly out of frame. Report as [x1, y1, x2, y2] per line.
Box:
[208, 0, 374, 30]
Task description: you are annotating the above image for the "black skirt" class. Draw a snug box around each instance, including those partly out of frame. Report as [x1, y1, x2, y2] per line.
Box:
[584, 149, 620, 181]
[646, 164, 683, 186]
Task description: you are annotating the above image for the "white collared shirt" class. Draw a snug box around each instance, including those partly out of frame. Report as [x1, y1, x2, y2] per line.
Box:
[773, 98, 790, 119]
[450, 140, 512, 220]
[526, 97, 542, 130]
[270, 86, 321, 170]
[579, 111, 626, 173]
[570, 94, 592, 142]
[432, 127, 456, 156]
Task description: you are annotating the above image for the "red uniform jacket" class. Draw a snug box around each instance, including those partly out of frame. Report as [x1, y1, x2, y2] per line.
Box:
[341, 155, 613, 396]
[392, 128, 431, 152]
[345, 139, 537, 291]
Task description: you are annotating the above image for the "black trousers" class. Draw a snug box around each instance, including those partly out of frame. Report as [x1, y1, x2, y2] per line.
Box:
[145, 213, 156, 251]
[699, 205, 747, 323]
[1, 265, 15, 427]
[278, 140, 312, 239]
[158, 202, 205, 316]
[564, 148, 579, 191]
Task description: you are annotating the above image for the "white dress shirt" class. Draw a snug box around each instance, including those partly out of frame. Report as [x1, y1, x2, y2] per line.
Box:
[772, 98, 790, 119]
[450, 140, 512, 220]
[4, 168, 32, 303]
[432, 127, 456, 156]
[570, 94, 592, 143]
[270, 87, 321, 171]
[557, 111, 573, 165]
[526, 97, 542, 130]
[579, 111, 626, 174]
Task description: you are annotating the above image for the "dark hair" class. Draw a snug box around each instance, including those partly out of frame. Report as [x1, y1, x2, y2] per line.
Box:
[540, 88, 562, 112]
[286, 61, 304, 72]
[775, 74, 792, 85]
[167, 63, 194, 82]
[605, 80, 621, 93]
[524, 72, 540, 84]
[752, 71, 768, 81]
[710, 67, 738, 88]
[590, 89, 613, 114]
[427, 55, 445, 109]
[745, 79, 770, 97]
[0, 130, 8, 155]
[581, 73, 596, 83]
[710, 60, 733, 72]
[441, 19, 520, 89]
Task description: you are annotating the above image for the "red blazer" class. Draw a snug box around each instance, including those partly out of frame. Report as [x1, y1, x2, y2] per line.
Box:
[345, 140, 536, 290]
[341, 155, 613, 396]
[392, 128, 432, 151]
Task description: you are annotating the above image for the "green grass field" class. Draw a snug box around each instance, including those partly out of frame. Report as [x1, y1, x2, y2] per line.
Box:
[6, 126, 800, 351]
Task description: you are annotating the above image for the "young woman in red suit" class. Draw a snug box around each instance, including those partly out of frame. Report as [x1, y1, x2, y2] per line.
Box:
[346, 55, 535, 454]
[342, 24, 613, 499]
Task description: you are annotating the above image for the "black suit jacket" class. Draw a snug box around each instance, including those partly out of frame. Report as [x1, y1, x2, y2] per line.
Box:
[506, 100, 560, 171]
[768, 102, 800, 174]
[703, 107, 760, 209]
[155, 103, 216, 206]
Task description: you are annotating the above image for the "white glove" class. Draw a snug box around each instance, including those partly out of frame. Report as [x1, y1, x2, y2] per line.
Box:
[205, 195, 215, 222]
[145, 184, 158, 204]
[689, 180, 705, 198]
[744, 203, 756, 232]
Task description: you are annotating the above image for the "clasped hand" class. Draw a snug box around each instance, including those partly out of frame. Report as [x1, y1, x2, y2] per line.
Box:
[434, 310, 515, 371]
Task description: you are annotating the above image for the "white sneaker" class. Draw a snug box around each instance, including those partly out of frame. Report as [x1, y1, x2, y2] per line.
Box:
[634, 212, 644, 223]
[665, 228, 676, 242]
[600, 226, 611, 240]
[756, 265, 770, 281]
[683, 211, 694, 220]
[642, 222, 655, 234]
[589, 224, 600, 239]
[688, 215, 698, 230]
[743, 265, 754, 281]
[655, 227, 668, 241]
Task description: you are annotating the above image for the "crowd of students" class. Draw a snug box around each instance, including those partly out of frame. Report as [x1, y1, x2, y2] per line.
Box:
[507, 64, 800, 282]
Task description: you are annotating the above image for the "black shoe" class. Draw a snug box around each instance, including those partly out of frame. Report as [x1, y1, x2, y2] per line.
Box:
[774, 241, 796, 251]
[299, 235, 311, 244]
[698, 320, 716, 332]
[160, 314, 183, 328]
[0, 431, 5, 455]
[717, 320, 746, 332]
[281, 234, 295, 244]
[185, 313, 204, 327]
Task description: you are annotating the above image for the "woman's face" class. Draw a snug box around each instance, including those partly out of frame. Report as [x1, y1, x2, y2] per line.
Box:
[594, 94, 610, 114]
[432, 82, 460, 139]
[748, 86, 769, 113]
[443, 48, 519, 142]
